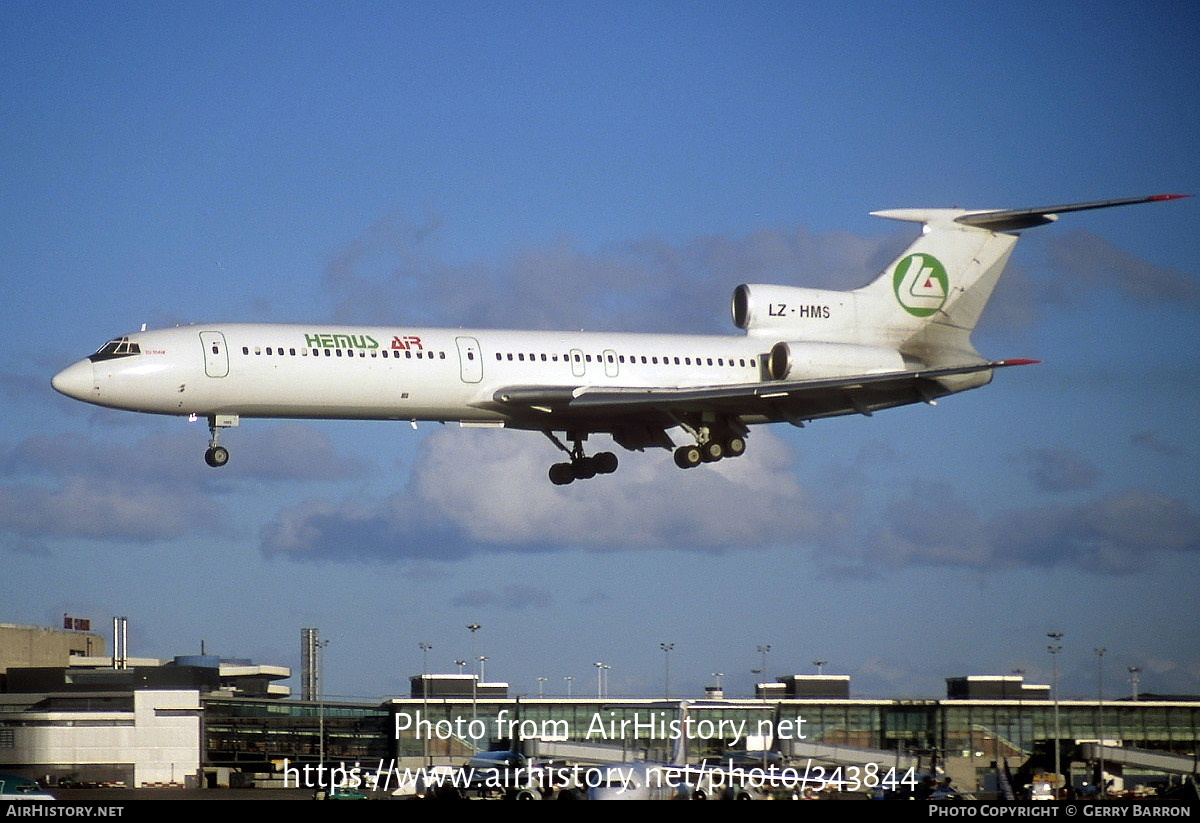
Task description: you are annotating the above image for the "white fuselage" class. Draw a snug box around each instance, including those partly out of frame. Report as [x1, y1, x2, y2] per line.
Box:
[53, 323, 776, 428]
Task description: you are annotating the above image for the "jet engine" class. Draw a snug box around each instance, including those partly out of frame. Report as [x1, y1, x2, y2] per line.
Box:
[731, 283, 854, 335]
[767, 340, 905, 380]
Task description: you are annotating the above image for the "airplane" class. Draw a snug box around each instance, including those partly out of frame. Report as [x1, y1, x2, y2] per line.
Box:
[51, 195, 1184, 485]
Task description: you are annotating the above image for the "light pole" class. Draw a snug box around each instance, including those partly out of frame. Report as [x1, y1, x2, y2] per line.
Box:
[537, 677, 547, 698]
[454, 659, 467, 675]
[312, 635, 329, 773]
[660, 643, 675, 699]
[419, 642, 432, 765]
[478, 655, 489, 683]
[1047, 632, 1063, 792]
[1095, 647, 1106, 797]
[1012, 668, 1026, 755]
[595, 662, 604, 699]
[564, 675, 574, 697]
[467, 623, 481, 751]
[813, 660, 827, 675]
[757, 645, 771, 698]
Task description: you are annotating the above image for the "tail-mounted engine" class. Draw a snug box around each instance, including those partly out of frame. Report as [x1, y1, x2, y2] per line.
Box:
[767, 340, 905, 380]
[732, 284, 855, 336]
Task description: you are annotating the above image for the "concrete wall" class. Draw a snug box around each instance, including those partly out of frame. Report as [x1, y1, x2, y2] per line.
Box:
[0, 623, 106, 672]
[3, 690, 201, 787]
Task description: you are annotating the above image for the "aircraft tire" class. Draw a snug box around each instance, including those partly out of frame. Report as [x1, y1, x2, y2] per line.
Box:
[205, 446, 230, 468]
[700, 440, 724, 462]
[572, 457, 597, 480]
[594, 451, 618, 474]
[723, 436, 746, 457]
[549, 462, 575, 485]
[674, 445, 702, 469]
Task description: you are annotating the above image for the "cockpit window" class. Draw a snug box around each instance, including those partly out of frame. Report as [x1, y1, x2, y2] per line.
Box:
[89, 337, 142, 362]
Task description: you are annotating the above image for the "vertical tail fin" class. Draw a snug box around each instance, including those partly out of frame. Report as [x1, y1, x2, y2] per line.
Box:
[860, 195, 1186, 367]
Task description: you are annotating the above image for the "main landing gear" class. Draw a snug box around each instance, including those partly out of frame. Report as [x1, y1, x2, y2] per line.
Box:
[672, 433, 746, 469]
[542, 425, 748, 484]
[670, 416, 748, 470]
[543, 432, 618, 485]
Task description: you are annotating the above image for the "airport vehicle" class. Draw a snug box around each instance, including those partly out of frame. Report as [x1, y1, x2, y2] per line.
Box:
[51, 196, 1183, 483]
[0, 773, 56, 800]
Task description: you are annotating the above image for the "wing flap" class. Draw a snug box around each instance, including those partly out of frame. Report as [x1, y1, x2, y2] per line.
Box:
[492, 360, 1037, 416]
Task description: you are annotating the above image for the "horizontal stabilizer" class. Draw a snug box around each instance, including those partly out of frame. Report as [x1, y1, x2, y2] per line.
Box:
[955, 194, 1188, 232]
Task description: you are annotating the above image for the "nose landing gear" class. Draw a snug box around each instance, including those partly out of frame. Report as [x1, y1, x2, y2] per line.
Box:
[203, 414, 238, 468]
[544, 432, 619, 485]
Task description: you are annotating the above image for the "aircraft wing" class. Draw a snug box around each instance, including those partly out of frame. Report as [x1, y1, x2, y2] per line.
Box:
[491, 360, 1037, 422]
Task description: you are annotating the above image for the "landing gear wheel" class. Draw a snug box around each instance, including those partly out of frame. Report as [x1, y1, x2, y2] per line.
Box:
[674, 445, 702, 469]
[205, 445, 230, 468]
[723, 435, 746, 457]
[700, 440, 724, 462]
[593, 452, 618, 474]
[572, 456, 597, 480]
[549, 462, 575, 485]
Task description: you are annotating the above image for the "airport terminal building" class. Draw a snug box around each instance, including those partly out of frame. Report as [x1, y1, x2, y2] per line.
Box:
[2, 625, 1197, 795]
[6, 681, 1199, 793]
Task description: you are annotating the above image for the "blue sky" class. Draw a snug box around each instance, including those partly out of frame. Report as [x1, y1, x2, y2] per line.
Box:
[3, 1, 1198, 703]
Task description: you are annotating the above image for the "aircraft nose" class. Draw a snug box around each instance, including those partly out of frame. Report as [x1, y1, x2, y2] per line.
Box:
[52, 360, 96, 401]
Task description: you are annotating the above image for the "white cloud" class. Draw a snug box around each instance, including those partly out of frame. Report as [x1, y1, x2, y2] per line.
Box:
[262, 426, 836, 559]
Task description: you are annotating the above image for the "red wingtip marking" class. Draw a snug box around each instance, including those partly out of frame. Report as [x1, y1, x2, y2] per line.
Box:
[1149, 194, 1189, 201]
[996, 359, 1041, 366]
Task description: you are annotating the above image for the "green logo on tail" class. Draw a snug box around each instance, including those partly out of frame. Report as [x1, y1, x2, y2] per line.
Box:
[892, 253, 949, 317]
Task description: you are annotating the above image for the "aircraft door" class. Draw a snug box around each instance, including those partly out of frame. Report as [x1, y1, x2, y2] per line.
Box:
[200, 331, 229, 378]
[569, 348, 585, 378]
[603, 349, 619, 378]
[455, 336, 483, 383]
